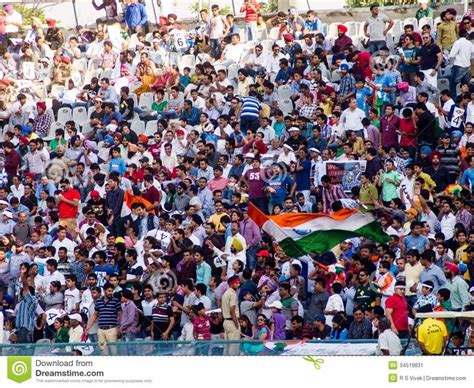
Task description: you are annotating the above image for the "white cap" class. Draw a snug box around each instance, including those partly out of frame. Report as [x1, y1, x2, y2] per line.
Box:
[283, 144, 294, 152]
[0, 200, 9, 206]
[469, 286, 474, 293]
[136, 41, 145, 47]
[268, 301, 283, 309]
[261, 153, 274, 159]
[309, 147, 320, 153]
[2, 210, 13, 219]
[288, 127, 300, 132]
[69, 313, 82, 322]
[106, 124, 118, 132]
[419, 0, 428, 3]
[245, 153, 255, 158]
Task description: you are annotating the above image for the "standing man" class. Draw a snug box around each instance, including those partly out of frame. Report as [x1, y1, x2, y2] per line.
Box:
[209, 5, 229, 59]
[364, 3, 394, 55]
[222, 275, 241, 355]
[448, 29, 473, 100]
[57, 178, 80, 239]
[124, 0, 148, 34]
[419, 32, 443, 88]
[15, 265, 38, 343]
[240, 207, 261, 271]
[105, 174, 124, 235]
[85, 283, 122, 355]
[385, 281, 409, 338]
[240, 0, 260, 42]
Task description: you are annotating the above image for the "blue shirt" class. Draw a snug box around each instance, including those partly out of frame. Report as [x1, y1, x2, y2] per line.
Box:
[461, 168, 474, 188]
[355, 86, 372, 111]
[109, 157, 127, 176]
[275, 68, 291, 84]
[305, 19, 319, 32]
[295, 160, 312, 191]
[403, 234, 429, 253]
[95, 297, 122, 328]
[267, 175, 293, 205]
[124, 3, 148, 29]
[180, 107, 200, 126]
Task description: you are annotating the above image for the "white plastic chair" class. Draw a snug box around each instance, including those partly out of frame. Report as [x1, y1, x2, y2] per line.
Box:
[437, 78, 450, 91]
[145, 120, 158, 137]
[57, 107, 73, 124]
[344, 21, 358, 36]
[403, 18, 419, 31]
[279, 99, 293, 116]
[327, 23, 339, 39]
[227, 63, 240, 81]
[50, 85, 65, 99]
[319, 23, 328, 36]
[138, 92, 154, 109]
[131, 120, 145, 135]
[418, 17, 433, 29]
[129, 93, 138, 107]
[87, 106, 96, 118]
[269, 27, 280, 40]
[73, 106, 88, 126]
[239, 28, 248, 43]
[179, 54, 196, 73]
[100, 69, 113, 81]
[261, 39, 274, 53]
[278, 84, 292, 100]
[44, 122, 63, 141]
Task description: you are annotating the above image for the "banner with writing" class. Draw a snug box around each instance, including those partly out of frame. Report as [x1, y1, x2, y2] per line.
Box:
[324, 161, 367, 193]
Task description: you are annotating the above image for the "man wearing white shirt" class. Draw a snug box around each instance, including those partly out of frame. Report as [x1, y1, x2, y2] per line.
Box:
[243, 45, 270, 73]
[448, 29, 474, 99]
[340, 97, 366, 134]
[189, 89, 206, 111]
[268, 44, 286, 75]
[219, 34, 246, 67]
[438, 90, 456, 130]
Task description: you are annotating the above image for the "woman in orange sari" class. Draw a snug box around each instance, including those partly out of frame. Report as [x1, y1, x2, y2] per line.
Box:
[134, 64, 158, 98]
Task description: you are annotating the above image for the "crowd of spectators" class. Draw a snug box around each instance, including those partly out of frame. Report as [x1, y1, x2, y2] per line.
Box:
[0, 0, 474, 356]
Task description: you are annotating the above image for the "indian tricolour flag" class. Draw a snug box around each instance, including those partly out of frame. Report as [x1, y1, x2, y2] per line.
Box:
[248, 204, 389, 256]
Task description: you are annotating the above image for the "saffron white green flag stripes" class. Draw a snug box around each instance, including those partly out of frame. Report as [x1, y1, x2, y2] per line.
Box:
[248, 204, 389, 257]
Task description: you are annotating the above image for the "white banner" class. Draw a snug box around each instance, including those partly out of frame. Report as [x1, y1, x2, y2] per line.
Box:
[0, 356, 472, 387]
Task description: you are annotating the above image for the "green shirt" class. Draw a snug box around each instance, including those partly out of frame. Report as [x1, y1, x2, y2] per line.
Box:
[355, 283, 381, 310]
[359, 183, 379, 210]
[49, 138, 67, 152]
[151, 100, 167, 113]
[415, 8, 433, 21]
[382, 170, 400, 202]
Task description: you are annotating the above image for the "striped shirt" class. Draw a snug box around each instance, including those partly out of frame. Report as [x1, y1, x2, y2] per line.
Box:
[240, 96, 261, 119]
[95, 297, 121, 328]
[16, 291, 38, 331]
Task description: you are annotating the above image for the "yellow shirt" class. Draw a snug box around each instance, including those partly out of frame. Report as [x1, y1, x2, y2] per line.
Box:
[209, 213, 226, 233]
[436, 21, 458, 50]
[417, 318, 447, 355]
[415, 171, 436, 191]
[319, 98, 333, 116]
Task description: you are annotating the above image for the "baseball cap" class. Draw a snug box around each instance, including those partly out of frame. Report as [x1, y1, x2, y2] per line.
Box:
[69, 313, 82, 322]
[313, 313, 326, 323]
[268, 301, 283, 310]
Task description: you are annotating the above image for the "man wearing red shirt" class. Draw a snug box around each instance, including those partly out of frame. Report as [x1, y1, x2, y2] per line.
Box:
[57, 178, 81, 239]
[147, 132, 162, 161]
[385, 281, 409, 339]
[141, 176, 161, 214]
[240, 0, 259, 42]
